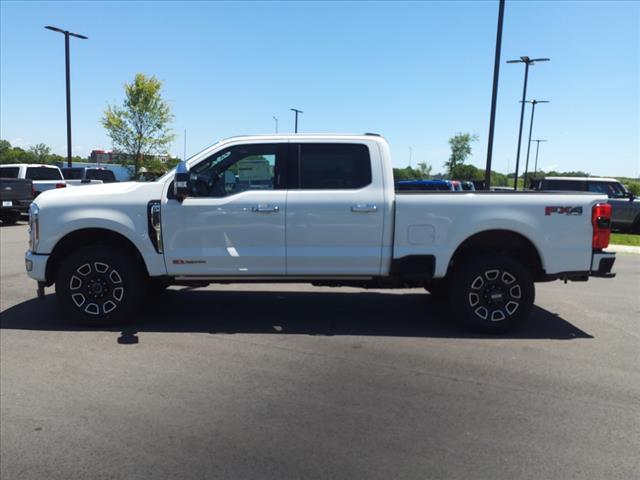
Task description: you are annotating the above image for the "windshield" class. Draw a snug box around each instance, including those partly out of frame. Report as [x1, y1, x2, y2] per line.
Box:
[61, 168, 83, 180]
[587, 181, 628, 198]
[86, 169, 116, 182]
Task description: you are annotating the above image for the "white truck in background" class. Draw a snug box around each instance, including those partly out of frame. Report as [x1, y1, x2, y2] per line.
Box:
[0, 164, 66, 197]
[25, 134, 616, 333]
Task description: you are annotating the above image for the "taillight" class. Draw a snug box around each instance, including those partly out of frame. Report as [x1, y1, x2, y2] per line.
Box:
[55, 182, 66, 189]
[592, 203, 611, 250]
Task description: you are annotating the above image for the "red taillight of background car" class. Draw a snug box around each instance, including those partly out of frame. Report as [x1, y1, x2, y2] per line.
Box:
[55, 183, 66, 189]
[592, 203, 612, 250]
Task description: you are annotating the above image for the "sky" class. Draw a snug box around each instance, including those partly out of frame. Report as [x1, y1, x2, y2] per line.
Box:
[1, 0, 638, 177]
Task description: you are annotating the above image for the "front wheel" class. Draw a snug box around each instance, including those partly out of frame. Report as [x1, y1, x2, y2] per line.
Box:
[0, 211, 20, 225]
[449, 254, 534, 333]
[55, 245, 146, 326]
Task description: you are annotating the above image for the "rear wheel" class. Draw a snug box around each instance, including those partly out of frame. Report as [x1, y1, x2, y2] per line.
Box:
[449, 254, 534, 333]
[55, 245, 145, 326]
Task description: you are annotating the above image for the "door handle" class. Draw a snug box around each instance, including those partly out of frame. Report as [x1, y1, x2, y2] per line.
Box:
[351, 204, 378, 213]
[252, 205, 279, 213]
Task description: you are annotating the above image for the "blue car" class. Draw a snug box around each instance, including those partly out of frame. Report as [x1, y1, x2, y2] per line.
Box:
[395, 179, 455, 191]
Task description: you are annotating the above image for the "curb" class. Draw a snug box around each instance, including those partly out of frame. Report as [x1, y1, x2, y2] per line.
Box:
[607, 244, 640, 254]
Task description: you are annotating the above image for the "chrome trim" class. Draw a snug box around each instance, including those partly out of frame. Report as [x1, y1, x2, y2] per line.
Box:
[149, 201, 163, 253]
[28, 203, 39, 252]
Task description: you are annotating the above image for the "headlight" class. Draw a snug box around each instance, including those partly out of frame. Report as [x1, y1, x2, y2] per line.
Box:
[28, 203, 39, 252]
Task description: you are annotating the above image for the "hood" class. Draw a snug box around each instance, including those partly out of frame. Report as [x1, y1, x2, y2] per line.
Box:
[34, 181, 166, 208]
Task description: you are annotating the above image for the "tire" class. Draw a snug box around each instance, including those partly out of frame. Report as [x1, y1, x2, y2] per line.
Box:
[0, 211, 20, 225]
[448, 254, 534, 334]
[55, 245, 146, 326]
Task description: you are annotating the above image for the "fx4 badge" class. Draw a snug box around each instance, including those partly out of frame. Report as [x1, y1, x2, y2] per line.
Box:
[545, 206, 583, 216]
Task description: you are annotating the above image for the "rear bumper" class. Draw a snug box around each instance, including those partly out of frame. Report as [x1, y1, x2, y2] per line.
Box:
[590, 251, 616, 278]
[1, 199, 31, 213]
[25, 250, 48, 282]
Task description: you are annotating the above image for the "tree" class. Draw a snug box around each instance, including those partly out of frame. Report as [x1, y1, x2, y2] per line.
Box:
[102, 73, 175, 175]
[444, 132, 478, 175]
[623, 181, 640, 196]
[29, 143, 52, 163]
[416, 161, 432, 178]
[0, 141, 36, 165]
[0, 140, 10, 155]
[450, 163, 482, 180]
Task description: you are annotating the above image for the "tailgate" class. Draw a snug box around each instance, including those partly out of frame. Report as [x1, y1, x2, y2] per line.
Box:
[0, 179, 33, 201]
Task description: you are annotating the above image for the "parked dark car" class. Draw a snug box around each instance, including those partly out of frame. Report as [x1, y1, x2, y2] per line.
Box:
[0, 177, 32, 225]
[532, 176, 639, 233]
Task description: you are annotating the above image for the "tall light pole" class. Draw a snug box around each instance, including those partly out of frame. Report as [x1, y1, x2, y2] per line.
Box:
[290, 108, 303, 133]
[507, 56, 549, 190]
[45, 26, 88, 168]
[531, 139, 548, 177]
[484, 0, 505, 190]
[273, 116, 278, 134]
[522, 99, 549, 188]
[409, 146, 413, 168]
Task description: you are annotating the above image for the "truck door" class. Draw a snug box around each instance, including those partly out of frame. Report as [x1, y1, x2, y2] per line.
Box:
[162, 143, 287, 276]
[285, 142, 385, 275]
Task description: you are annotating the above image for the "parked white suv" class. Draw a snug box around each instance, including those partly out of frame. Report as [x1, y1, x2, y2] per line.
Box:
[25, 134, 616, 333]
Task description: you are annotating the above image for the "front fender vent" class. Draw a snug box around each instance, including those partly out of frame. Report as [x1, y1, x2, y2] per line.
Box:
[147, 200, 163, 253]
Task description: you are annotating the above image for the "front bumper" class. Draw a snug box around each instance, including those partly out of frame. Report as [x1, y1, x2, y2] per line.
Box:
[590, 251, 616, 278]
[25, 250, 49, 282]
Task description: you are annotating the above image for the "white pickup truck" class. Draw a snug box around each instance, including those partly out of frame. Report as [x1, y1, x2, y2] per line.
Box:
[1, 164, 66, 197]
[25, 134, 616, 333]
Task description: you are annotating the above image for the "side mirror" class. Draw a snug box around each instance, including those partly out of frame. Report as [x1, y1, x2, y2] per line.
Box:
[173, 161, 190, 201]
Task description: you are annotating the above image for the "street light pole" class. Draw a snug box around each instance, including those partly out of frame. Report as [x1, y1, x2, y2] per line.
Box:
[484, 0, 505, 190]
[522, 99, 549, 188]
[409, 146, 413, 168]
[506, 56, 549, 190]
[531, 139, 548, 177]
[273, 116, 278, 134]
[290, 108, 303, 133]
[45, 26, 88, 167]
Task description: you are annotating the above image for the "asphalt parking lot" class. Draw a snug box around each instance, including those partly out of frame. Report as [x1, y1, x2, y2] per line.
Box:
[1, 222, 639, 480]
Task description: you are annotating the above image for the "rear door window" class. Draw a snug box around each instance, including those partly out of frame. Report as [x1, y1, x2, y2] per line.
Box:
[0, 167, 20, 178]
[290, 143, 372, 189]
[25, 167, 63, 180]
